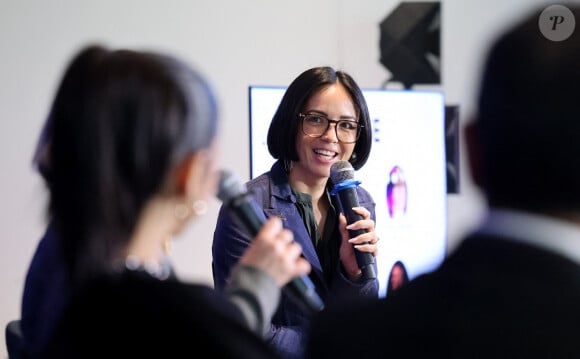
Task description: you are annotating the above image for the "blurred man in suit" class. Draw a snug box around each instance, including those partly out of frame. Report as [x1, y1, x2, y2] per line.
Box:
[306, 4, 580, 358]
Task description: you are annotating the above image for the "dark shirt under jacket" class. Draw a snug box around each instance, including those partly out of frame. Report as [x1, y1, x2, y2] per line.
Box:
[213, 160, 379, 359]
[44, 270, 281, 359]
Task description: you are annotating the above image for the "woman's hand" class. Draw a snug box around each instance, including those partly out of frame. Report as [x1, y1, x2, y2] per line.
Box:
[240, 216, 311, 287]
[338, 206, 379, 281]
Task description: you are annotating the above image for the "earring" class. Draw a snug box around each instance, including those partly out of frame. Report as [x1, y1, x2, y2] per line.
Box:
[192, 200, 208, 216]
[350, 152, 358, 163]
[163, 237, 173, 255]
[174, 203, 190, 220]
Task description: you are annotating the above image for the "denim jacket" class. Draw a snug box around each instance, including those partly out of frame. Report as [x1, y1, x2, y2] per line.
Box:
[212, 160, 379, 358]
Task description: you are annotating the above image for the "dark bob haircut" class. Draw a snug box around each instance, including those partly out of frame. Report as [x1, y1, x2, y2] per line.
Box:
[266, 67, 372, 170]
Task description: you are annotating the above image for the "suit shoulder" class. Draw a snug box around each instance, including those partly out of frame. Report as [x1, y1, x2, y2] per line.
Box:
[246, 172, 271, 198]
[356, 185, 375, 202]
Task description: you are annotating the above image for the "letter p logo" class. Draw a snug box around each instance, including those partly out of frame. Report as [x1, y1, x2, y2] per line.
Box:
[550, 15, 565, 30]
[539, 5, 575, 41]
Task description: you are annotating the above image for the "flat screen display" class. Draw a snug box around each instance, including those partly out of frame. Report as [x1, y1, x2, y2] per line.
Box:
[249, 86, 447, 298]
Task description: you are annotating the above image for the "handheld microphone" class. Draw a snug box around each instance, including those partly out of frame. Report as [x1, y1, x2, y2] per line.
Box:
[217, 169, 325, 314]
[330, 160, 377, 281]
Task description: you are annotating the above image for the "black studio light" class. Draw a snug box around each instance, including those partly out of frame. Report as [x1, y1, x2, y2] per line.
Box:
[379, 1, 441, 89]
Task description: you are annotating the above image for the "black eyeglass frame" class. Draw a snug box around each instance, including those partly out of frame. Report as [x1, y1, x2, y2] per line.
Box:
[298, 113, 363, 144]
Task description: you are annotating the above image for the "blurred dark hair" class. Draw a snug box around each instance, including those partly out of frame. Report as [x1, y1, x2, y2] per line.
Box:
[33, 47, 108, 184]
[48, 44, 217, 281]
[267, 66, 372, 170]
[475, 5, 580, 211]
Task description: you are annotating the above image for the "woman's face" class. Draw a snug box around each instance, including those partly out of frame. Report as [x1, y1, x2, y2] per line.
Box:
[390, 265, 405, 290]
[293, 83, 357, 180]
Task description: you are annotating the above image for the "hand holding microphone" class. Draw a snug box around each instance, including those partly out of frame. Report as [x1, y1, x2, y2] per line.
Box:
[217, 169, 325, 313]
[238, 215, 310, 288]
[330, 160, 378, 281]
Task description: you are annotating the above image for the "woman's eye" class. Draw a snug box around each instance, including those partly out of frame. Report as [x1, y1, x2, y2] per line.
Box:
[307, 116, 325, 124]
[339, 121, 357, 130]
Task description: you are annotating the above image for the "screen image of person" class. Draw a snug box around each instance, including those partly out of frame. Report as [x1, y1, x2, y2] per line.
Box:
[33, 44, 311, 358]
[213, 66, 380, 359]
[386, 165, 407, 219]
[306, 4, 580, 358]
[386, 260, 409, 297]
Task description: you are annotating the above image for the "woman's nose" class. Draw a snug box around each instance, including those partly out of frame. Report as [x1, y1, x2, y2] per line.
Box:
[321, 122, 338, 142]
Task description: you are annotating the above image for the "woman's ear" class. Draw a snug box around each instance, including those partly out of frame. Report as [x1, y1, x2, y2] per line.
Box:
[175, 155, 196, 196]
[175, 149, 216, 199]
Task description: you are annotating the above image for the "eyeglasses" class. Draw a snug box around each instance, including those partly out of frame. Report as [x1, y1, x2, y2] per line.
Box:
[299, 113, 362, 144]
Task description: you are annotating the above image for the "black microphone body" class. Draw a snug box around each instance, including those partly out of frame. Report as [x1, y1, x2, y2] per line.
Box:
[218, 170, 325, 314]
[330, 161, 377, 281]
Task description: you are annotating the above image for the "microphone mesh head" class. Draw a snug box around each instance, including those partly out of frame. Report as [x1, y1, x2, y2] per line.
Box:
[330, 160, 355, 183]
[217, 169, 247, 204]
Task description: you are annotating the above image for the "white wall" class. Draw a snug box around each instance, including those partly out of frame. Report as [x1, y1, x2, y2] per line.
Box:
[0, 0, 551, 356]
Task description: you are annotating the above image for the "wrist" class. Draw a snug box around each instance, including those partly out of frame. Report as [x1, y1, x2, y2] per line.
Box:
[348, 271, 363, 282]
[341, 262, 363, 282]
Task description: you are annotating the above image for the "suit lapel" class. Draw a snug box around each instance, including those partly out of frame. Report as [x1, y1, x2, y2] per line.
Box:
[264, 207, 323, 273]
